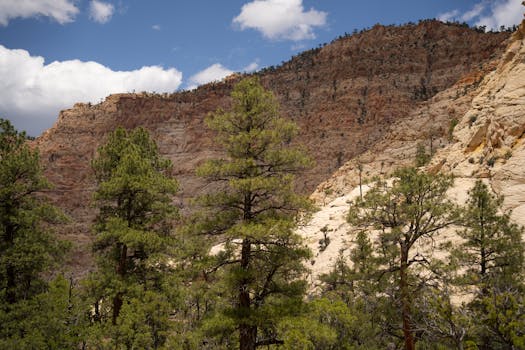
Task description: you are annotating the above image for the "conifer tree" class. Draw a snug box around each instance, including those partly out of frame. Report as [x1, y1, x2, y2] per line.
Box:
[452, 180, 524, 291]
[0, 118, 70, 346]
[414, 142, 430, 167]
[347, 167, 457, 350]
[451, 180, 525, 349]
[191, 77, 313, 350]
[88, 126, 179, 347]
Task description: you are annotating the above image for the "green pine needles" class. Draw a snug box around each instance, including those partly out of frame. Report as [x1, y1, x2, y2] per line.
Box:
[190, 77, 314, 350]
[87, 126, 179, 348]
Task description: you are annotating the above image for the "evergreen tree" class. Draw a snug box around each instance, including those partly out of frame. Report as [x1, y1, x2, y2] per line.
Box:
[88, 126, 179, 347]
[319, 232, 398, 349]
[452, 180, 524, 291]
[347, 167, 457, 350]
[0, 118, 71, 347]
[414, 142, 430, 167]
[189, 77, 313, 350]
[451, 180, 525, 349]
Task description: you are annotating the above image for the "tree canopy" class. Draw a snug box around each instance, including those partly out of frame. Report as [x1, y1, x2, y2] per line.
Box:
[188, 77, 314, 350]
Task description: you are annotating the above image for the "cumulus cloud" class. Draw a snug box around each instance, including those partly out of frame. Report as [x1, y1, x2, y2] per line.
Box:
[187, 61, 260, 90]
[437, 9, 460, 23]
[0, 45, 183, 136]
[0, 0, 79, 26]
[89, 0, 114, 24]
[187, 64, 234, 90]
[233, 0, 327, 41]
[475, 0, 523, 30]
[438, 0, 522, 30]
[462, 3, 485, 21]
[242, 61, 259, 72]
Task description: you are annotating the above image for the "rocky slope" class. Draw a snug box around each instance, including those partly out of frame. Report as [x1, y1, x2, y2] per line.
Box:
[33, 21, 510, 275]
[305, 22, 525, 282]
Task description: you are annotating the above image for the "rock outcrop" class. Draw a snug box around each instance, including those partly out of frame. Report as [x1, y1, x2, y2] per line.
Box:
[305, 21, 525, 282]
[33, 21, 510, 275]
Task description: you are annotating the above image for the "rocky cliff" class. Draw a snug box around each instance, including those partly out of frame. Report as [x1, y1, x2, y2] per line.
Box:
[304, 21, 525, 283]
[33, 21, 510, 275]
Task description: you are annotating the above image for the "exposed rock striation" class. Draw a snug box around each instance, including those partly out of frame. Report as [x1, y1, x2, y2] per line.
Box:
[33, 21, 510, 275]
[306, 21, 525, 282]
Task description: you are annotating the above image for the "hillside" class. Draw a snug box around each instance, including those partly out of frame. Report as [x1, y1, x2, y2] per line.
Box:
[304, 22, 525, 283]
[33, 20, 510, 275]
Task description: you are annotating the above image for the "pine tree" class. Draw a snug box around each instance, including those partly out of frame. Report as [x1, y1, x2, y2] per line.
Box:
[451, 180, 525, 349]
[347, 167, 457, 350]
[414, 142, 430, 167]
[452, 180, 524, 291]
[88, 126, 179, 347]
[0, 118, 70, 346]
[190, 77, 313, 350]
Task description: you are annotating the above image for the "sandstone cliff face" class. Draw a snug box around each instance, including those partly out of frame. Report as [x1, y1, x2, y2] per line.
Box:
[430, 24, 525, 225]
[304, 22, 525, 283]
[33, 21, 510, 275]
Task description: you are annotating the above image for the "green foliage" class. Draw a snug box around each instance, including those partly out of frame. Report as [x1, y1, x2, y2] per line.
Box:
[415, 142, 431, 167]
[0, 275, 89, 349]
[347, 167, 457, 349]
[0, 118, 72, 346]
[87, 126, 179, 348]
[0, 118, 67, 305]
[450, 180, 525, 349]
[278, 298, 357, 350]
[188, 77, 314, 349]
[414, 286, 474, 349]
[480, 290, 525, 349]
[452, 180, 524, 291]
[449, 117, 459, 140]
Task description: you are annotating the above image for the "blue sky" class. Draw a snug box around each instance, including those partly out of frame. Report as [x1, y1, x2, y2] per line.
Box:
[0, 0, 522, 136]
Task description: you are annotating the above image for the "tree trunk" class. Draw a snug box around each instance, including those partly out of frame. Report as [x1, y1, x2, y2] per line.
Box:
[400, 246, 415, 350]
[240, 325, 257, 350]
[5, 223, 16, 305]
[112, 293, 123, 325]
[5, 264, 16, 304]
[239, 238, 257, 350]
[112, 243, 127, 324]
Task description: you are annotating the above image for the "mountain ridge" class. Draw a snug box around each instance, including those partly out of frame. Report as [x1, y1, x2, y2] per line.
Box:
[32, 20, 511, 276]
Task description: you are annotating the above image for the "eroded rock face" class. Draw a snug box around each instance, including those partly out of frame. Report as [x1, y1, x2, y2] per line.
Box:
[431, 25, 525, 226]
[33, 21, 510, 276]
[306, 22, 525, 280]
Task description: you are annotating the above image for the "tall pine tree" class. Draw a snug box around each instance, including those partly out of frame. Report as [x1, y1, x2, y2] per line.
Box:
[451, 180, 524, 349]
[347, 167, 457, 350]
[0, 118, 70, 347]
[452, 180, 524, 291]
[88, 126, 179, 347]
[190, 77, 313, 350]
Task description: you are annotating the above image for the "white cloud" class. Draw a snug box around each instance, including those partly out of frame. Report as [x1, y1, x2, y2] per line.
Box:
[0, 0, 79, 26]
[233, 0, 327, 41]
[461, 3, 485, 21]
[438, 0, 522, 30]
[187, 61, 260, 90]
[475, 0, 523, 30]
[187, 63, 234, 90]
[152, 24, 161, 30]
[242, 61, 259, 72]
[89, 0, 114, 24]
[437, 9, 460, 22]
[0, 45, 183, 136]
